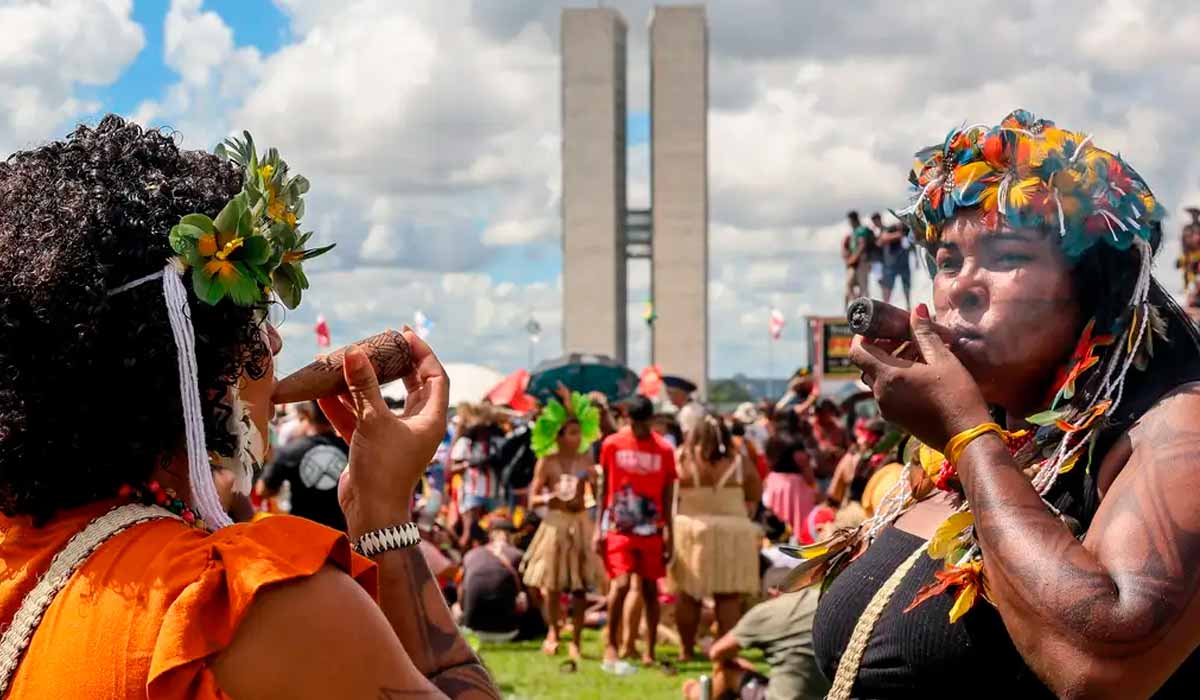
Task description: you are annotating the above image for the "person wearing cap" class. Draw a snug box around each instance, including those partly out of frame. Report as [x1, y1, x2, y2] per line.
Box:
[594, 395, 678, 674]
[664, 375, 705, 438]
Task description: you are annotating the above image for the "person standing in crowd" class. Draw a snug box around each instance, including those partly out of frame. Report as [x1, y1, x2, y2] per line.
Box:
[449, 403, 506, 550]
[1178, 206, 1200, 299]
[594, 396, 678, 675]
[824, 416, 887, 509]
[670, 415, 763, 662]
[841, 210, 875, 307]
[520, 392, 603, 664]
[683, 588, 830, 700]
[807, 398, 848, 489]
[664, 375, 705, 438]
[877, 222, 914, 309]
[496, 407, 539, 507]
[868, 212, 887, 295]
[257, 400, 350, 531]
[762, 415, 819, 543]
[773, 369, 820, 417]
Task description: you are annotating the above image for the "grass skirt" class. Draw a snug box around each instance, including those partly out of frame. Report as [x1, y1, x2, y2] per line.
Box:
[520, 509, 602, 592]
[669, 487, 762, 599]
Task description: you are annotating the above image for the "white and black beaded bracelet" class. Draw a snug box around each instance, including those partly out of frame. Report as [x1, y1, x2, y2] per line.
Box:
[352, 522, 421, 558]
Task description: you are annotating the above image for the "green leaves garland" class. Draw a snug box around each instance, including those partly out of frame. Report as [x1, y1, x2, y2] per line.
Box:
[168, 132, 334, 309]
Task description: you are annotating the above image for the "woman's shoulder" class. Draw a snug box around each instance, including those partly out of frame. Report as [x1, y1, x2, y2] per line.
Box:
[5, 512, 375, 700]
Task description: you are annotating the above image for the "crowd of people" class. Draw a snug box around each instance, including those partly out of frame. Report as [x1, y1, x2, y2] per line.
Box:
[7, 109, 1200, 700]
[256, 366, 905, 699]
[842, 210, 915, 310]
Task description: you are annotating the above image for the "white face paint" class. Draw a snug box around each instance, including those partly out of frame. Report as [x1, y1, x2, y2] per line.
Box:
[215, 390, 261, 497]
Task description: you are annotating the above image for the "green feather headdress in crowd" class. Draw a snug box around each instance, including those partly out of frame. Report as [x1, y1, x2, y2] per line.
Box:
[531, 392, 601, 459]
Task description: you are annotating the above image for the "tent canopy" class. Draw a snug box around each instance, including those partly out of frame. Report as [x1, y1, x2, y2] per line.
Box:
[381, 363, 506, 407]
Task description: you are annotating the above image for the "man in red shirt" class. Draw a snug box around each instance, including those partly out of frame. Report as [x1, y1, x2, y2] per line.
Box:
[594, 395, 677, 673]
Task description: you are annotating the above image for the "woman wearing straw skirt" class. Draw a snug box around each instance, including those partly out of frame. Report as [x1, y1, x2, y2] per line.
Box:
[520, 392, 604, 664]
[670, 414, 763, 662]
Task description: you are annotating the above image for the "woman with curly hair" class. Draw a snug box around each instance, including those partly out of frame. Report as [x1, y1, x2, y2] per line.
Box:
[0, 116, 500, 699]
[804, 110, 1200, 698]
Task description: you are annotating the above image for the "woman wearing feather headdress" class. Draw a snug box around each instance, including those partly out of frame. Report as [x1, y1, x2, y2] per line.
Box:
[519, 391, 604, 664]
[804, 110, 1200, 698]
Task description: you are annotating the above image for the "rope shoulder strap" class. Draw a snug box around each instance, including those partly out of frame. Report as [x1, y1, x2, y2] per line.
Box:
[826, 540, 929, 700]
[0, 504, 180, 696]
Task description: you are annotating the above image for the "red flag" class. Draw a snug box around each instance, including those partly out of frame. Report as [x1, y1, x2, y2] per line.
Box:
[769, 309, 786, 340]
[487, 369, 535, 412]
[314, 315, 331, 348]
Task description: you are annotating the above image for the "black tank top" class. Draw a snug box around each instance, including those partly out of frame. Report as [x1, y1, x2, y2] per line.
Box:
[814, 307, 1200, 697]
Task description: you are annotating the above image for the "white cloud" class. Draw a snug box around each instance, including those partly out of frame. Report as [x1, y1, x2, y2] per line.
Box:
[9, 0, 1200, 383]
[0, 0, 144, 155]
[131, 0, 263, 148]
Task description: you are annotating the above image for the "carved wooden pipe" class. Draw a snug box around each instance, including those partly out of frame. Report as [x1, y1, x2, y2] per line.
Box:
[846, 298, 958, 344]
[272, 329, 414, 404]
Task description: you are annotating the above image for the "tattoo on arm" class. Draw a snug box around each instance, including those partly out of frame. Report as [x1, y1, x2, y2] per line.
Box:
[964, 412, 1200, 658]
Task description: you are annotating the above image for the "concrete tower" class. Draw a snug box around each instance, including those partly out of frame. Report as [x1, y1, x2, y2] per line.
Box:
[560, 8, 628, 363]
[650, 5, 708, 393]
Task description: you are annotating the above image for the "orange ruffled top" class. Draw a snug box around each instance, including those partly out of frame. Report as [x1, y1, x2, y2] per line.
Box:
[0, 500, 377, 699]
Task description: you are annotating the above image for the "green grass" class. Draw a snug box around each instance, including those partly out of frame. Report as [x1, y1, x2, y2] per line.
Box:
[476, 628, 764, 700]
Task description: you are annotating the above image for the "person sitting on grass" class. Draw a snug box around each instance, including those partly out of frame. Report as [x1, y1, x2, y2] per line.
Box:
[682, 588, 830, 700]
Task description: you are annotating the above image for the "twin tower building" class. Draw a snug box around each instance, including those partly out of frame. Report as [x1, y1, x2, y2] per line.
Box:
[560, 5, 709, 394]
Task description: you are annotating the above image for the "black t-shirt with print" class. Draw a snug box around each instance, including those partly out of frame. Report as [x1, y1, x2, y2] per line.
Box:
[262, 433, 349, 531]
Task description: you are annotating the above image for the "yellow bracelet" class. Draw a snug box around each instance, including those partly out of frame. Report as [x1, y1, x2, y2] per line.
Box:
[944, 422, 1006, 466]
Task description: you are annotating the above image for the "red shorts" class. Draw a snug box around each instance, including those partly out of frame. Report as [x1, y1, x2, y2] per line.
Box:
[604, 532, 665, 581]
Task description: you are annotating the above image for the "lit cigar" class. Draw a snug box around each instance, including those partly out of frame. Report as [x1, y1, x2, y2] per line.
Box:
[272, 329, 414, 404]
[846, 298, 958, 344]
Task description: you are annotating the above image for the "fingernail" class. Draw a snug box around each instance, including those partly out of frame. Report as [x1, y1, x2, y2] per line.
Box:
[346, 347, 366, 371]
[916, 303, 930, 320]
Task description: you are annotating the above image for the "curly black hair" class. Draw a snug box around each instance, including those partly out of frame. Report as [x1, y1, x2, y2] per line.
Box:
[0, 115, 270, 522]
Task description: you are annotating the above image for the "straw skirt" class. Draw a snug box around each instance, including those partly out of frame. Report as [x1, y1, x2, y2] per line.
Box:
[669, 487, 762, 598]
[520, 509, 602, 592]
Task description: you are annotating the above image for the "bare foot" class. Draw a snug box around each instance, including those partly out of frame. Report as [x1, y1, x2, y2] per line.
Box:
[681, 679, 701, 700]
[542, 638, 560, 656]
[568, 641, 583, 662]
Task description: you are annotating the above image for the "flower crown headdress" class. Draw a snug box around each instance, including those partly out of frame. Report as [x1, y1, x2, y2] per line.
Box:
[789, 110, 1170, 624]
[896, 109, 1165, 260]
[531, 392, 602, 459]
[108, 132, 333, 529]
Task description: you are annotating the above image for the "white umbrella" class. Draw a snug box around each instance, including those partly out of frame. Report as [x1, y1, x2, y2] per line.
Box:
[380, 362, 506, 407]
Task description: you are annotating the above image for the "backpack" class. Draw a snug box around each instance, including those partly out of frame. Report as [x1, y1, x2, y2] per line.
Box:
[497, 424, 537, 492]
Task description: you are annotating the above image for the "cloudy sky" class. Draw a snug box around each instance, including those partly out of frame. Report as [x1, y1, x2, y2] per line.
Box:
[5, 0, 1199, 380]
